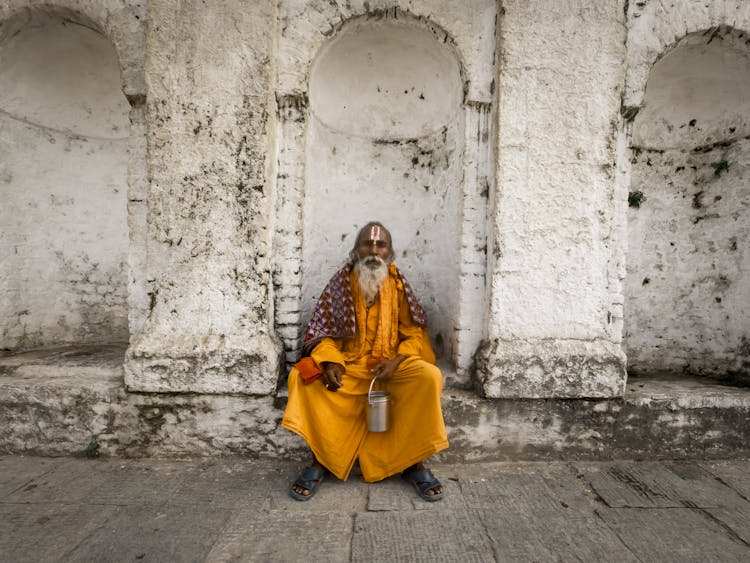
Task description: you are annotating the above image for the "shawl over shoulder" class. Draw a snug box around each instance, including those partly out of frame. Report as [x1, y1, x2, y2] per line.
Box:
[301, 261, 427, 357]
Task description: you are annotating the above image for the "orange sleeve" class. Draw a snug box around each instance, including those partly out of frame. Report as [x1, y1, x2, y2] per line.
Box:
[310, 337, 346, 368]
[396, 291, 423, 358]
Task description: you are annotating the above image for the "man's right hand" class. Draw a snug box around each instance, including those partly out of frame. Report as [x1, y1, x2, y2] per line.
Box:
[321, 362, 344, 392]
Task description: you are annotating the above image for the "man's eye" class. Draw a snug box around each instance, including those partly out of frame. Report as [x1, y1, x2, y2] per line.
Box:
[375, 241, 387, 248]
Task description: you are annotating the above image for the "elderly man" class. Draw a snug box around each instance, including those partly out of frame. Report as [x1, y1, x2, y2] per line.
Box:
[282, 221, 448, 501]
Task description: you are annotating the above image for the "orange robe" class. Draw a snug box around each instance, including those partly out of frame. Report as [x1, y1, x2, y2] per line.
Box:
[281, 267, 449, 482]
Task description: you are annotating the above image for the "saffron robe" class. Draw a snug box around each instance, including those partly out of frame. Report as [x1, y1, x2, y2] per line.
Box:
[281, 267, 449, 483]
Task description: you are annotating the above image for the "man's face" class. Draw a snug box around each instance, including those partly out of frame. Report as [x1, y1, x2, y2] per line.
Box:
[357, 224, 391, 265]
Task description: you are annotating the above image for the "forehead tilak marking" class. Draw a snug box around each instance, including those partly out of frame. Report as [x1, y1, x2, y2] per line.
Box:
[369, 225, 383, 242]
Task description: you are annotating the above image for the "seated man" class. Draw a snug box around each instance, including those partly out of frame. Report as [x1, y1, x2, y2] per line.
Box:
[282, 221, 449, 501]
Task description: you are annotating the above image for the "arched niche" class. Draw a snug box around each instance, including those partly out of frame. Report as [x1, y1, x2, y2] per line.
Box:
[302, 19, 465, 362]
[0, 11, 130, 350]
[272, 10, 494, 385]
[624, 28, 750, 381]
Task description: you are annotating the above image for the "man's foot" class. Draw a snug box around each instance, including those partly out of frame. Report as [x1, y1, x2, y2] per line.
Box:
[290, 464, 326, 501]
[402, 463, 444, 501]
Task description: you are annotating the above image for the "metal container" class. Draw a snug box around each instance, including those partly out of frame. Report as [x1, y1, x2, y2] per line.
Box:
[368, 377, 390, 432]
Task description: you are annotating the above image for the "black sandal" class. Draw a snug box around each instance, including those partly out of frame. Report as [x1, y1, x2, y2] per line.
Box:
[290, 465, 326, 501]
[402, 467, 444, 502]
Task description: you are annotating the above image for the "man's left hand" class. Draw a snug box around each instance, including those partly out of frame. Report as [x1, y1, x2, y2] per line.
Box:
[370, 355, 406, 380]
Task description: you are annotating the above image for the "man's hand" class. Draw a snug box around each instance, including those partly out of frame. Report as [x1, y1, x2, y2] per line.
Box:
[321, 362, 344, 392]
[370, 355, 406, 381]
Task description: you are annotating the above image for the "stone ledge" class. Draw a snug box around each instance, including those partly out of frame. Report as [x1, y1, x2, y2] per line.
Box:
[442, 376, 750, 462]
[475, 338, 627, 399]
[1, 347, 748, 460]
[124, 332, 282, 395]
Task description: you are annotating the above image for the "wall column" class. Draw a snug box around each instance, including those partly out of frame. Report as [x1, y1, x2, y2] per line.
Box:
[272, 94, 308, 369]
[475, 0, 628, 398]
[124, 0, 282, 395]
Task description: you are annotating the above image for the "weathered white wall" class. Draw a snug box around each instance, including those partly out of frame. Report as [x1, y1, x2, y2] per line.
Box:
[273, 1, 496, 385]
[4, 0, 746, 403]
[0, 11, 130, 349]
[625, 28, 750, 379]
[276, 0, 497, 102]
[303, 19, 464, 360]
[124, 0, 283, 395]
[476, 0, 629, 398]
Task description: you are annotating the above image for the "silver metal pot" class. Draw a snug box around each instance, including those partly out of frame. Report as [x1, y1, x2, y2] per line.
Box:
[367, 377, 390, 432]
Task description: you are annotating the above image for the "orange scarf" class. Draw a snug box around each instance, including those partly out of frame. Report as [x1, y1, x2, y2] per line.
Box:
[347, 264, 402, 361]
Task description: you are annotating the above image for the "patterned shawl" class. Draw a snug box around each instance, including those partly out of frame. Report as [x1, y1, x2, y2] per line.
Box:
[302, 261, 427, 357]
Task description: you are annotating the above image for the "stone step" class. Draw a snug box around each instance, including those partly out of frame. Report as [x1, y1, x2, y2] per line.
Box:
[1, 346, 749, 460]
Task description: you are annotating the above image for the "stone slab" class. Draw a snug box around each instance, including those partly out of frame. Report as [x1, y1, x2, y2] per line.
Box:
[579, 460, 750, 511]
[625, 375, 750, 409]
[706, 505, 750, 545]
[60, 503, 231, 562]
[664, 461, 750, 508]
[596, 507, 750, 562]
[458, 463, 595, 514]
[700, 460, 750, 501]
[352, 508, 494, 562]
[0, 502, 118, 563]
[478, 509, 638, 562]
[4, 458, 118, 505]
[0, 345, 124, 392]
[367, 472, 466, 512]
[207, 510, 353, 562]
[167, 458, 278, 510]
[267, 465, 369, 514]
[575, 461, 732, 509]
[4, 458, 184, 506]
[0, 455, 63, 498]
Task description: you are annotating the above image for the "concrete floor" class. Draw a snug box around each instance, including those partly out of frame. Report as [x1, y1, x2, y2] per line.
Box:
[1, 455, 749, 562]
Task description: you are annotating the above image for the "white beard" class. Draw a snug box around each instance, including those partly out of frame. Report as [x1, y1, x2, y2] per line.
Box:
[354, 257, 389, 307]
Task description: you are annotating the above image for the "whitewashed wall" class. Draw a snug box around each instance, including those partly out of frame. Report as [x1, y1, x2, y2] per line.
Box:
[0, 11, 130, 349]
[124, 0, 283, 395]
[273, 1, 496, 386]
[475, 0, 629, 398]
[625, 27, 750, 379]
[4, 0, 746, 400]
[302, 20, 465, 361]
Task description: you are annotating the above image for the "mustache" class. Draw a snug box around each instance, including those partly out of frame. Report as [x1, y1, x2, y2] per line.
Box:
[362, 256, 387, 268]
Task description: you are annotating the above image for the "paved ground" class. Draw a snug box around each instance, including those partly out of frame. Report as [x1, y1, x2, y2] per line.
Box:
[1, 455, 749, 562]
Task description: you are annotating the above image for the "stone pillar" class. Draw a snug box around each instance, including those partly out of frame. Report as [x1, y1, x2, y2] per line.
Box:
[126, 99, 149, 337]
[475, 0, 628, 398]
[454, 101, 493, 381]
[125, 0, 282, 395]
[272, 94, 308, 368]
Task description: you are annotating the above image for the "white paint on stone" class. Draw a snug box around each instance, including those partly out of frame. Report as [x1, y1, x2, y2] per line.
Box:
[623, 0, 750, 109]
[631, 30, 750, 150]
[277, 0, 496, 102]
[273, 4, 496, 384]
[303, 19, 465, 362]
[4, 0, 747, 406]
[625, 28, 750, 380]
[0, 1, 147, 96]
[0, 11, 130, 349]
[124, 0, 282, 395]
[477, 0, 629, 397]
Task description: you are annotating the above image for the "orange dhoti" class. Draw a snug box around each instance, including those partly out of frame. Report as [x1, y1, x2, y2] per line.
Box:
[282, 355, 448, 482]
[282, 265, 449, 482]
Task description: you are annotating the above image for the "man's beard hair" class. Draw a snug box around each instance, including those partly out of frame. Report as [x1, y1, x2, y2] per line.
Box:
[354, 256, 389, 306]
